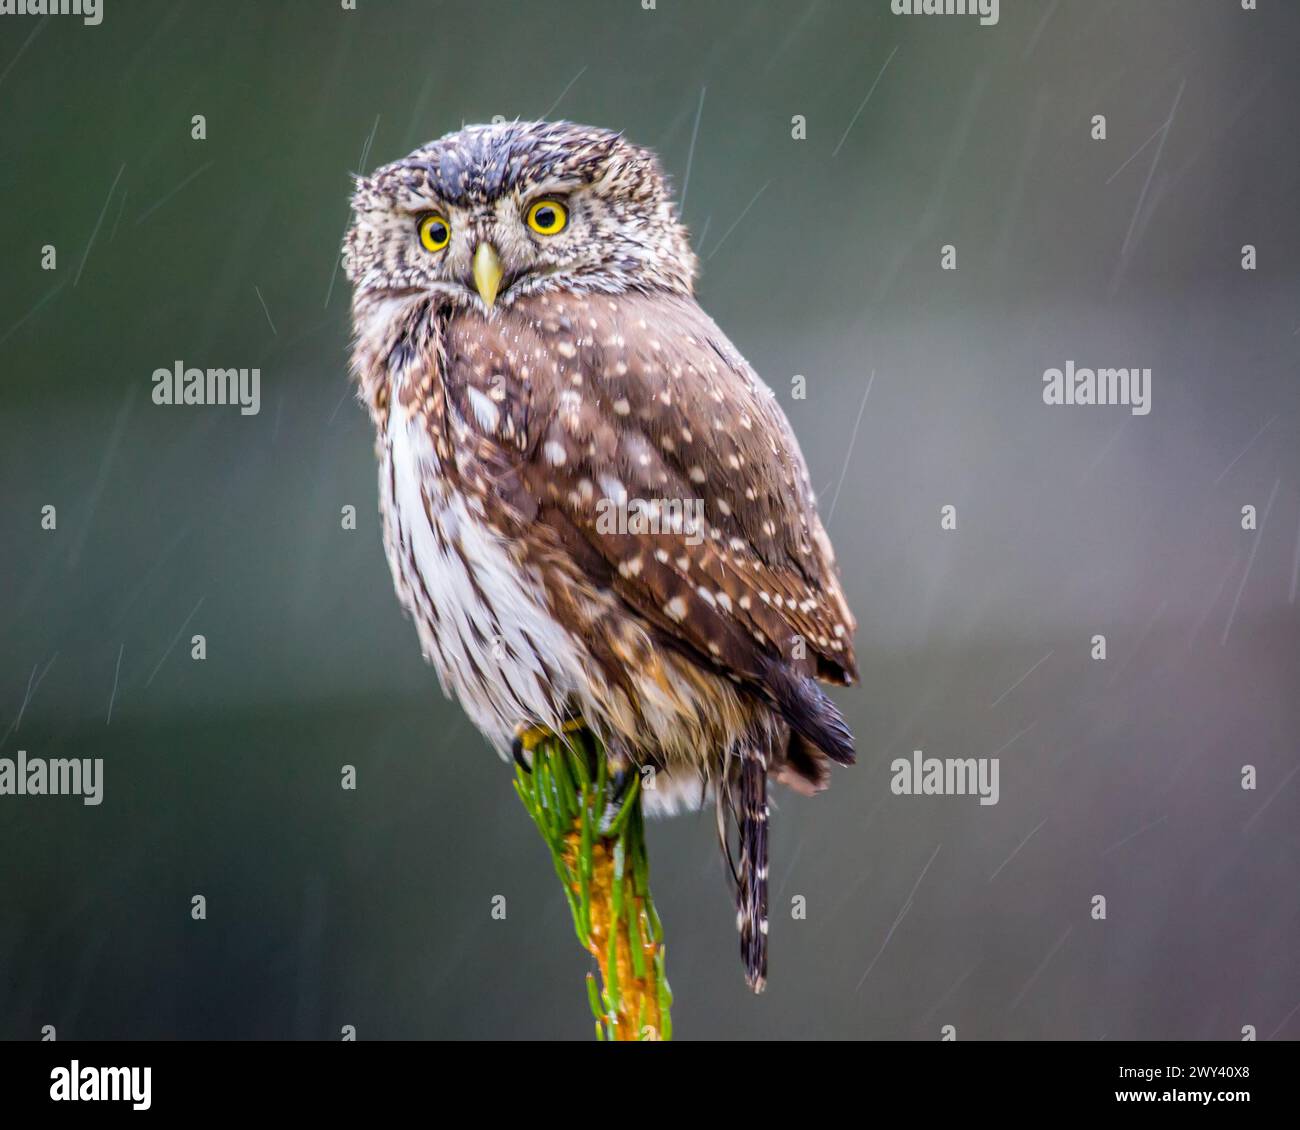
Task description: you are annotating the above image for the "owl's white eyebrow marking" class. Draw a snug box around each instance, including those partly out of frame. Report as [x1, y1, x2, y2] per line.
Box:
[518, 177, 584, 201]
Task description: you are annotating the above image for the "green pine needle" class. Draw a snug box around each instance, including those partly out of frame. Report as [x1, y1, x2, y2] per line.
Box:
[514, 728, 672, 1041]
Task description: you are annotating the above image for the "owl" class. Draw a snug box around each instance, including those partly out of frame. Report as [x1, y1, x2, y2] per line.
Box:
[343, 121, 857, 992]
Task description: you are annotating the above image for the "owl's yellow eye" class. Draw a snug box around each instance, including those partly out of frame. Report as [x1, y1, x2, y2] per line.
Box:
[526, 199, 568, 236]
[418, 213, 451, 252]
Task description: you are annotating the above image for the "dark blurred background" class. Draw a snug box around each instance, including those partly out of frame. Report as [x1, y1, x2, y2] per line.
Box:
[1, 0, 1298, 1040]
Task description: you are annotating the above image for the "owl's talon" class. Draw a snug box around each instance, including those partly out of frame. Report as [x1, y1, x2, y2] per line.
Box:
[513, 718, 588, 762]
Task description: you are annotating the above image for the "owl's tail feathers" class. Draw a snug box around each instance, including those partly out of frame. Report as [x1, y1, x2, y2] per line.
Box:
[762, 662, 856, 766]
[735, 746, 769, 993]
[774, 732, 833, 796]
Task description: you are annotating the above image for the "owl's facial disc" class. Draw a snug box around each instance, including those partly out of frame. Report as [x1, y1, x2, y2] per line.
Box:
[343, 121, 699, 305]
[415, 188, 590, 310]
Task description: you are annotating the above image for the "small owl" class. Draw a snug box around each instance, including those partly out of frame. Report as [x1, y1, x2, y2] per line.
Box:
[343, 121, 857, 992]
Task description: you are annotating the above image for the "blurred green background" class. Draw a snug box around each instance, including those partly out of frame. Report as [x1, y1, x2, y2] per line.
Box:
[2, 0, 1298, 1040]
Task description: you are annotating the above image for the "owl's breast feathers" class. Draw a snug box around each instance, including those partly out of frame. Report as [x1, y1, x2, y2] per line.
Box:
[370, 288, 858, 774]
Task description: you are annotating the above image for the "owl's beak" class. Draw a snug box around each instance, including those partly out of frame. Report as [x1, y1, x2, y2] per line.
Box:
[472, 242, 503, 308]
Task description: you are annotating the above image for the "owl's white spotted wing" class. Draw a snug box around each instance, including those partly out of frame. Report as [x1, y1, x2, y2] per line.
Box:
[440, 289, 858, 755]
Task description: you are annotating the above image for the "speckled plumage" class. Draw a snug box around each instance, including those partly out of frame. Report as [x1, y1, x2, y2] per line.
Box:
[344, 120, 858, 991]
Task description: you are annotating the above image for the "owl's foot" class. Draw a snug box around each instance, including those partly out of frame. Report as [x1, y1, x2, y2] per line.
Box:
[511, 717, 587, 772]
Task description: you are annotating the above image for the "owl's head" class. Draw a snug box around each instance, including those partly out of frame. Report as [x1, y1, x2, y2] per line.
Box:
[343, 120, 697, 311]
